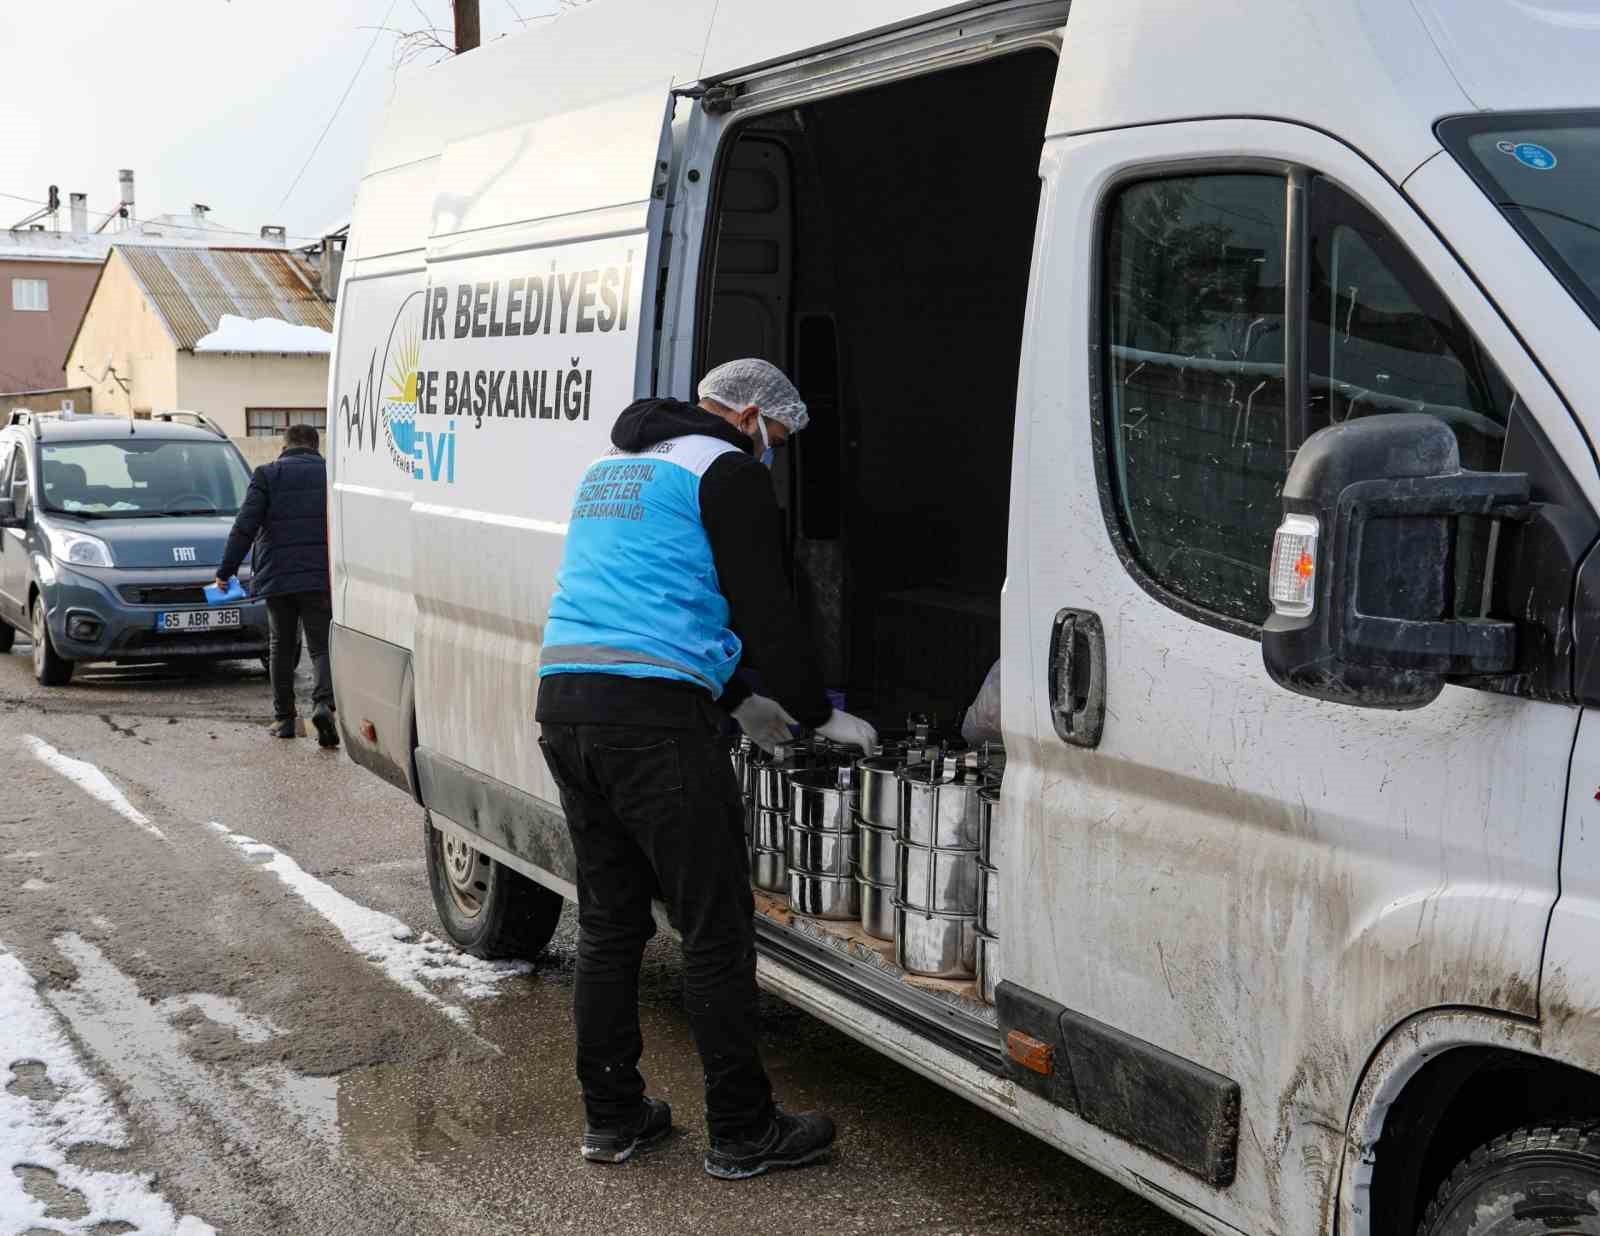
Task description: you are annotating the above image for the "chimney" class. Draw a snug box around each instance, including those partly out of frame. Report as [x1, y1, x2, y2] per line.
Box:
[319, 232, 346, 303]
[192, 203, 211, 225]
[259, 225, 286, 245]
[69, 193, 88, 235]
[117, 169, 135, 230]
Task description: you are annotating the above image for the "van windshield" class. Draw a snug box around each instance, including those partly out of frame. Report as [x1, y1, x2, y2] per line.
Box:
[1439, 110, 1600, 328]
[38, 440, 252, 517]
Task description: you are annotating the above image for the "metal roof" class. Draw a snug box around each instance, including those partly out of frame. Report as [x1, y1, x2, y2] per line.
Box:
[117, 246, 332, 351]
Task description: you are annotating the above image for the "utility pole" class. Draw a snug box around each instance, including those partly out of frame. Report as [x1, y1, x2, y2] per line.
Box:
[452, 0, 480, 53]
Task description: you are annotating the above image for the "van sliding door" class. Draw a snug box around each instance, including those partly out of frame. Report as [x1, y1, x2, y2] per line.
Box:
[412, 80, 678, 814]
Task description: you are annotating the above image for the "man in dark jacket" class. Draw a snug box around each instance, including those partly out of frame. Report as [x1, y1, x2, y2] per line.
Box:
[217, 424, 337, 748]
[537, 359, 876, 1180]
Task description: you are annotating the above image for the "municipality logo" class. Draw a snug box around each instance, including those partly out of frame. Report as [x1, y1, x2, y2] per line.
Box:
[383, 318, 420, 477]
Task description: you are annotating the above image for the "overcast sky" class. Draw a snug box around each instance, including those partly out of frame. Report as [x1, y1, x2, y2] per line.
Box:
[0, 1, 559, 246]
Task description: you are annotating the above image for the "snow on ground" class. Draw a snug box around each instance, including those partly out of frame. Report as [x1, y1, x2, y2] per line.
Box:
[193, 314, 332, 353]
[207, 824, 529, 1026]
[0, 939, 217, 1235]
[24, 737, 165, 840]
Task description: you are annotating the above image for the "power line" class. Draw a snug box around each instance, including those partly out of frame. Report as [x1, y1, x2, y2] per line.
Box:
[279, 0, 400, 210]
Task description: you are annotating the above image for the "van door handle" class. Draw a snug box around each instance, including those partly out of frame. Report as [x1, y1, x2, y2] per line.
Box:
[1049, 608, 1105, 749]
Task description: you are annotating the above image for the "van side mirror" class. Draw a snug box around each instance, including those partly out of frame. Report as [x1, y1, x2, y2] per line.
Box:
[0, 496, 18, 528]
[1262, 413, 1530, 710]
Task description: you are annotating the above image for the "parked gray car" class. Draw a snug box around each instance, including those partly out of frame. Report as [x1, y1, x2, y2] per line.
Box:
[0, 410, 269, 685]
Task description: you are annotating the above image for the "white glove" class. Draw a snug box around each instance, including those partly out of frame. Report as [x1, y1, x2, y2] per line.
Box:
[732, 693, 798, 754]
[815, 708, 878, 754]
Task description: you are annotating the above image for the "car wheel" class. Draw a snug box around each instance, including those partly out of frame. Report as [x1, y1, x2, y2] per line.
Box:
[1420, 1121, 1600, 1234]
[424, 811, 564, 960]
[30, 597, 73, 686]
[0, 620, 14, 653]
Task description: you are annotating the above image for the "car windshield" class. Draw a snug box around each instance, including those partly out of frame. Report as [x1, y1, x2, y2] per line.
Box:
[1439, 110, 1600, 328]
[38, 439, 251, 518]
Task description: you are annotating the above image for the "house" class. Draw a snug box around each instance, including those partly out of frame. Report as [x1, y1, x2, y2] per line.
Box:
[63, 244, 333, 439]
[1, 229, 107, 396]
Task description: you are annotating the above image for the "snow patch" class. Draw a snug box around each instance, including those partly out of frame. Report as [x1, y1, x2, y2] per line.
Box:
[193, 314, 332, 354]
[0, 938, 216, 1235]
[157, 993, 281, 1045]
[24, 737, 164, 840]
[21, 878, 51, 892]
[210, 826, 528, 1025]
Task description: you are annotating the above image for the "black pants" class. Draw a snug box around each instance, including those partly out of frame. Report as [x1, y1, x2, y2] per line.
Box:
[538, 722, 773, 1140]
[265, 591, 333, 720]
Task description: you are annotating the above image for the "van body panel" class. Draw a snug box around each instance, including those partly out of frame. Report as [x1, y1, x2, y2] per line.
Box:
[1046, 0, 1469, 182]
[1542, 709, 1600, 1070]
[330, 622, 416, 797]
[1012, 117, 1584, 1231]
[1410, 0, 1600, 113]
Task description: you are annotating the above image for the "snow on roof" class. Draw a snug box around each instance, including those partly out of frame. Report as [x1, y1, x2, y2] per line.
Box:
[193, 314, 333, 354]
[3, 218, 298, 265]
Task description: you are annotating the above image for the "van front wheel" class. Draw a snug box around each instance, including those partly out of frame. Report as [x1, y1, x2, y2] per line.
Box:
[424, 811, 563, 960]
[1419, 1121, 1600, 1234]
[31, 598, 73, 686]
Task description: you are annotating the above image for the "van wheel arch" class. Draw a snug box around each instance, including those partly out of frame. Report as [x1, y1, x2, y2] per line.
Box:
[423, 811, 563, 960]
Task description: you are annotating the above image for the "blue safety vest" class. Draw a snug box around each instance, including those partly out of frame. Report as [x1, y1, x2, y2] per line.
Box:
[539, 433, 744, 696]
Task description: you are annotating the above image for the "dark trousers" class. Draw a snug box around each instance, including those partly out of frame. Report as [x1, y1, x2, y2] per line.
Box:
[538, 722, 773, 1140]
[265, 590, 333, 720]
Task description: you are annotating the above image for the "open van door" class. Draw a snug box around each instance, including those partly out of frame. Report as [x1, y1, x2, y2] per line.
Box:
[410, 74, 679, 841]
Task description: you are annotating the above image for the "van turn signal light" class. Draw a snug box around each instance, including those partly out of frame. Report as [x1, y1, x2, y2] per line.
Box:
[1268, 513, 1320, 619]
[360, 720, 378, 743]
[1006, 1029, 1055, 1076]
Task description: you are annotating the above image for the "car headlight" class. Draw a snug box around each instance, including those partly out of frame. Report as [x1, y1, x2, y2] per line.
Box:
[43, 525, 115, 568]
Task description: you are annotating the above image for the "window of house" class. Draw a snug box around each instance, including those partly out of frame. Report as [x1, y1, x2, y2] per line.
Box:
[245, 408, 326, 438]
[1102, 171, 1517, 631]
[11, 279, 48, 312]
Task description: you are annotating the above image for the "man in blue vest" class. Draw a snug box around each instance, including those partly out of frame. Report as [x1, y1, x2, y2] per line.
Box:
[537, 358, 876, 1179]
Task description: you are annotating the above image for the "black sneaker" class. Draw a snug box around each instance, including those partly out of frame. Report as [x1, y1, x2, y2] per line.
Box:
[581, 1096, 673, 1164]
[704, 1108, 836, 1180]
[269, 718, 296, 739]
[312, 703, 339, 749]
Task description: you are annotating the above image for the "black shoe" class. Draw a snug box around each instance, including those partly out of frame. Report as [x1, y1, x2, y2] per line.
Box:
[269, 718, 296, 739]
[582, 1096, 673, 1164]
[704, 1108, 835, 1180]
[312, 703, 339, 749]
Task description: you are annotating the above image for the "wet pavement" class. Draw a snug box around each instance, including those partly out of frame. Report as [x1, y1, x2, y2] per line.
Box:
[0, 644, 1190, 1235]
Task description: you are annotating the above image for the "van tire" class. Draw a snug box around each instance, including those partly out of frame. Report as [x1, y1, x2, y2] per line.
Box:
[0, 620, 13, 653]
[1418, 1121, 1600, 1235]
[424, 811, 563, 960]
[31, 597, 73, 686]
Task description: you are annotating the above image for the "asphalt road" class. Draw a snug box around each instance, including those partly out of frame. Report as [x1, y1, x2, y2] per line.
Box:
[0, 644, 1190, 1236]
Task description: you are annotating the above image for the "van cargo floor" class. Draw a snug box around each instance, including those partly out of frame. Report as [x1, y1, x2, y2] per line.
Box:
[752, 891, 995, 1029]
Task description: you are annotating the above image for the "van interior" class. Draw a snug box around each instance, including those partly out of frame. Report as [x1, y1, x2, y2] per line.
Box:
[702, 47, 1057, 728]
[698, 49, 1058, 1012]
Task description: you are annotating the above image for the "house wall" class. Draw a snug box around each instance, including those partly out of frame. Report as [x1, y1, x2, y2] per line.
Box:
[175, 351, 329, 439]
[63, 252, 178, 416]
[2, 386, 93, 415]
[0, 258, 102, 391]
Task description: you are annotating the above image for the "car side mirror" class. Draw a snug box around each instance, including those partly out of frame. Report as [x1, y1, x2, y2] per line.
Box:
[1262, 412, 1530, 710]
[0, 496, 19, 528]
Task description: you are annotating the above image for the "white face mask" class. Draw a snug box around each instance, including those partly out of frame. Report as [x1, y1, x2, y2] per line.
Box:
[756, 415, 774, 469]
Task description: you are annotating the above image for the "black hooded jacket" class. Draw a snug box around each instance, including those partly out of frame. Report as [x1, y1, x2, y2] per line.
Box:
[217, 447, 329, 597]
[536, 398, 831, 730]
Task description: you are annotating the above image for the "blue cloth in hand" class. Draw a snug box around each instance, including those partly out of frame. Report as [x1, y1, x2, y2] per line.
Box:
[204, 577, 246, 605]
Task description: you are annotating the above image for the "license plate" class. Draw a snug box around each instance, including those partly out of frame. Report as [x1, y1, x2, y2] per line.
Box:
[155, 608, 241, 633]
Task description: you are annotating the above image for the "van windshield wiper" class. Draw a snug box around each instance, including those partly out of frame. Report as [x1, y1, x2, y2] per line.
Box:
[159, 507, 221, 516]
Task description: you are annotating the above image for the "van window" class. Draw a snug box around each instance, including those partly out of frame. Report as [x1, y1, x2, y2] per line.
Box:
[1101, 173, 1519, 630]
[1103, 174, 1289, 626]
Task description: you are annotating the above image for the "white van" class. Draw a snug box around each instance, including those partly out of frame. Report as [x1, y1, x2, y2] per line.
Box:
[327, 1, 1600, 1230]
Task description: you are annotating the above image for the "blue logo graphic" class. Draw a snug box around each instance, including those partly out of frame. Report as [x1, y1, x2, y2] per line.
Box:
[414, 418, 456, 484]
[1497, 140, 1557, 171]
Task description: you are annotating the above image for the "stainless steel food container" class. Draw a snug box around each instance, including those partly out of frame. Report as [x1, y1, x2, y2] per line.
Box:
[897, 841, 980, 915]
[894, 904, 978, 978]
[753, 762, 795, 812]
[977, 862, 999, 934]
[751, 846, 787, 893]
[976, 930, 1001, 1004]
[856, 755, 904, 829]
[787, 870, 861, 920]
[744, 796, 755, 842]
[730, 737, 757, 797]
[859, 879, 895, 940]
[977, 784, 1001, 866]
[787, 767, 857, 834]
[856, 819, 897, 887]
[751, 808, 787, 851]
[786, 824, 857, 877]
[897, 762, 986, 850]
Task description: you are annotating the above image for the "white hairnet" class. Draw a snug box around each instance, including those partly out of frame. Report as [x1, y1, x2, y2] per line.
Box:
[698, 359, 809, 432]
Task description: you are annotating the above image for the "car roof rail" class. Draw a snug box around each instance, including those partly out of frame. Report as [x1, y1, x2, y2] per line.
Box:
[153, 410, 229, 439]
[7, 409, 34, 430]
